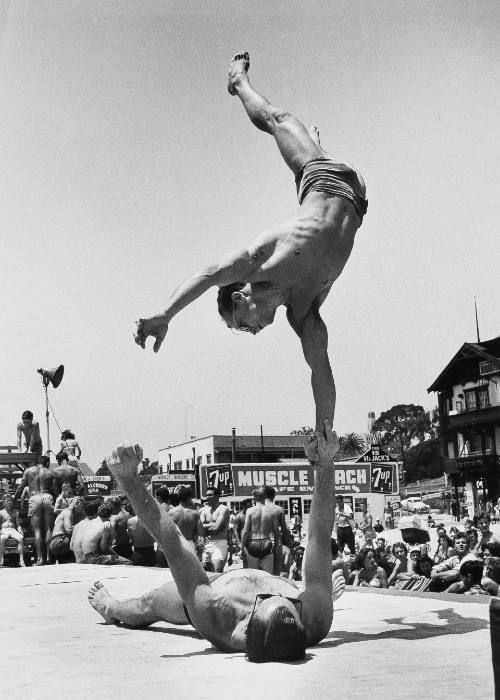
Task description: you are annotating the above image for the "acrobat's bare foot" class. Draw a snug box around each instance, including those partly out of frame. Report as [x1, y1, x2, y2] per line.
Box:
[332, 569, 346, 603]
[309, 126, 321, 147]
[228, 52, 250, 95]
[88, 580, 119, 624]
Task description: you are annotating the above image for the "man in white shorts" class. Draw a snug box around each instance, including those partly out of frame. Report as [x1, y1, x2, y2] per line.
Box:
[200, 487, 230, 572]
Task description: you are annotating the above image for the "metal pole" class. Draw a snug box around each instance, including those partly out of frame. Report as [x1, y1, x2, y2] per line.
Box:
[260, 424, 265, 462]
[231, 428, 236, 463]
[44, 383, 51, 455]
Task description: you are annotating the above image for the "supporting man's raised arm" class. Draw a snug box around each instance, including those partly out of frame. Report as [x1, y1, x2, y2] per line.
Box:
[288, 306, 336, 431]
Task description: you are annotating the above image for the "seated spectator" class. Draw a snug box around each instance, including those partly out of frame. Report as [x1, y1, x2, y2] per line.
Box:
[288, 544, 305, 582]
[54, 482, 75, 516]
[449, 526, 460, 542]
[394, 554, 434, 592]
[427, 514, 436, 528]
[374, 537, 393, 578]
[127, 506, 157, 567]
[450, 559, 490, 596]
[110, 496, 133, 559]
[430, 532, 475, 592]
[477, 511, 494, 554]
[71, 498, 131, 565]
[373, 518, 384, 534]
[415, 554, 433, 579]
[466, 527, 481, 556]
[462, 518, 473, 533]
[482, 556, 500, 596]
[331, 538, 350, 582]
[50, 497, 85, 563]
[387, 542, 409, 586]
[0, 494, 25, 567]
[433, 533, 457, 564]
[351, 547, 388, 588]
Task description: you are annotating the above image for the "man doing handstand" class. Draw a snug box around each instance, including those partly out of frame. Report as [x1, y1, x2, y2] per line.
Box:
[135, 52, 367, 429]
[89, 423, 344, 662]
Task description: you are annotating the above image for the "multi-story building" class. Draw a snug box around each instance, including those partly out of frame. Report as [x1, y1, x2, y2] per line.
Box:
[427, 335, 500, 515]
[159, 432, 308, 472]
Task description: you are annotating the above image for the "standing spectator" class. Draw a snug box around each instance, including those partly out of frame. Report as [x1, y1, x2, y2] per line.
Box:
[60, 430, 82, 465]
[288, 544, 305, 582]
[263, 486, 293, 575]
[155, 485, 172, 513]
[0, 494, 25, 567]
[331, 538, 350, 582]
[335, 495, 355, 555]
[233, 498, 253, 567]
[433, 533, 457, 564]
[168, 486, 203, 555]
[241, 487, 279, 574]
[477, 512, 494, 554]
[199, 487, 230, 573]
[383, 502, 393, 529]
[352, 547, 388, 588]
[16, 410, 43, 461]
[13, 455, 57, 566]
[290, 512, 303, 540]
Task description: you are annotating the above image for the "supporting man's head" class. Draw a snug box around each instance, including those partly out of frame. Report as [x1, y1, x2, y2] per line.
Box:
[109, 496, 123, 514]
[40, 456, 50, 468]
[459, 559, 483, 589]
[245, 594, 306, 663]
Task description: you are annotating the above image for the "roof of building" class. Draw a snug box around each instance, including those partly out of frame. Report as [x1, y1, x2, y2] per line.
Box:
[160, 434, 308, 451]
[427, 335, 500, 393]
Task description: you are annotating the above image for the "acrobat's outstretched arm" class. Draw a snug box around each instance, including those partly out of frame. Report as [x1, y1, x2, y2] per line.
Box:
[135, 248, 256, 352]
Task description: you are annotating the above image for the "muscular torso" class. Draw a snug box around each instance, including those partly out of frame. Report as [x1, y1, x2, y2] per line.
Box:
[22, 466, 56, 496]
[53, 509, 72, 537]
[169, 505, 200, 541]
[244, 503, 275, 541]
[17, 421, 41, 451]
[78, 518, 111, 556]
[53, 465, 80, 491]
[247, 193, 361, 321]
[127, 516, 154, 547]
[200, 503, 229, 541]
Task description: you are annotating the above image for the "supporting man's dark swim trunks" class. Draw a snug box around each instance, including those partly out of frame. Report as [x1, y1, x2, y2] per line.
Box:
[295, 157, 368, 221]
[246, 538, 274, 559]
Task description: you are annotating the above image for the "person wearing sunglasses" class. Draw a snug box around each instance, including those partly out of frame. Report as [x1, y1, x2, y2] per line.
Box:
[134, 53, 367, 432]
[88, 420, 344, 662]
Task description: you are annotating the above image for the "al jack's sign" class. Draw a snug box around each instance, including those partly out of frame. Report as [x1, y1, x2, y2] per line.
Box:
[201, 460, 398, 498]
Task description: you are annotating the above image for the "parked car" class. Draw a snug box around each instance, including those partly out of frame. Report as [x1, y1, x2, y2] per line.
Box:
[400, 496, 430, 515]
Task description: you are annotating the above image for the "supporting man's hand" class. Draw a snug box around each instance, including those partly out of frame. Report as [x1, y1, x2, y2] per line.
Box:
[304, 419, 340, 467]
[106, 443, 143, 479]
[135, 316, 169, 353]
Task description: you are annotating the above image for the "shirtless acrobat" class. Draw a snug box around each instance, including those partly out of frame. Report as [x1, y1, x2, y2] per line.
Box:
[88, 422, 344, 662]
[135, 52, 367, 429]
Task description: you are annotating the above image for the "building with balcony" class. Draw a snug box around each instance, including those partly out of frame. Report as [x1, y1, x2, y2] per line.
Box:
[427, 335, 500, 514]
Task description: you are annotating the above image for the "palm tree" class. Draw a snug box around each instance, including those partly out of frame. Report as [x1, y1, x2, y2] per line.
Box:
[339, 432, 365, 455]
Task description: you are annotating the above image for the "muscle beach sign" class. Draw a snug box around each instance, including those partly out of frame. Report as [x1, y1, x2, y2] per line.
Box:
[201, 455, 398, 498]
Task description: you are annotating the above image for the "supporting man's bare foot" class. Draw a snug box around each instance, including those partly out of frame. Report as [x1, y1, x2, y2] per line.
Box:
[88, 580, 119, 624]
[332, 569, 346, 603]
[228, 51, 250, 95]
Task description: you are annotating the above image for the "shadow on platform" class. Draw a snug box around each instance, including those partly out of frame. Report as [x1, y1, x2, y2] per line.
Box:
[324, 607, 489, 647]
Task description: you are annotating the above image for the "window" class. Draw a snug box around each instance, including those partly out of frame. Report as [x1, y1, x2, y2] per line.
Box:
[464, 386, 490, 412]
[478, 386, 490, 409]
[206, 454, 212, 464]
[303, 498, 312, 515]
[173, 461, 182, 470]
[465, 389, 477, 412]
[197, 456, 202, 465]
[185, 459, 190, 469]
[354, 498, 368, 514]
[275, 499, 289, 516]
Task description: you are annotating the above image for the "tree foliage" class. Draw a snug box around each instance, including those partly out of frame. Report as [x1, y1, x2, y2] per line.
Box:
[339, 433, 365, 454]
[96, 459, 111, 476]
[404, 438, 445, 481]
[371, 404, 438, 455]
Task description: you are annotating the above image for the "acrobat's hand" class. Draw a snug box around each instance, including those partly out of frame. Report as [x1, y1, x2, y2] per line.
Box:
[304, 419, 340, 468]
[106, 443, 143, 479]
[134, 315, 169, 353]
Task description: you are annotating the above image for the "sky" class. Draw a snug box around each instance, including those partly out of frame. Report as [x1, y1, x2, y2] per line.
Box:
[0, 0, 499, 471]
